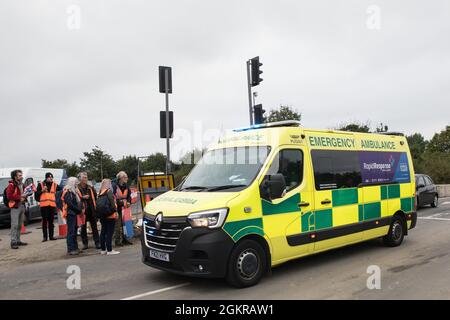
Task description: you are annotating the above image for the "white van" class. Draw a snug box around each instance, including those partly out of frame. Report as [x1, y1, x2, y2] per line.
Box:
[0, 168, 67, 225]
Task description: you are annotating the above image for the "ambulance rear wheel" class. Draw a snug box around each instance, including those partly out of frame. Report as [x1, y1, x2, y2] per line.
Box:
[383, 216, 405, 247]
[226, 239, 266, 288]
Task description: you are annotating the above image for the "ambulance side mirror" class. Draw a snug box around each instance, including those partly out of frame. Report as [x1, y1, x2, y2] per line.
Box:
[260, 173, 286, 201]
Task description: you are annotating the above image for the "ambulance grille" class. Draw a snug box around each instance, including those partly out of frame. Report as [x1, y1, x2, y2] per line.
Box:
[143, 215, 188, 252]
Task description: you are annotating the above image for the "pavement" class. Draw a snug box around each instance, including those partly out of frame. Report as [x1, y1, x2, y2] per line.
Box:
[0, 198, 450, 300]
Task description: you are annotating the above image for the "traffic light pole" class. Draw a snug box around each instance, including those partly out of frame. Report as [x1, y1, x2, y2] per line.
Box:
[246, 60, 254, 125]
[165, 68, 171, 174]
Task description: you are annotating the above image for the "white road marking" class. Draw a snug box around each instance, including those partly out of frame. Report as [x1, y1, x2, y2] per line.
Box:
[121, 282, 191, 300]
[418, 217, 450, 221]
[441, 201, 450, 206]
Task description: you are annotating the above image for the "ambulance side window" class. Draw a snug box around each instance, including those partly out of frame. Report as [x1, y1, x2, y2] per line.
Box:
[266, 149, 303, 192]
[311, 150, 362, 190]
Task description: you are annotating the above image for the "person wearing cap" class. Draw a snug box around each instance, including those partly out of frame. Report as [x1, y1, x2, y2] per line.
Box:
[35, 172, 62, 242]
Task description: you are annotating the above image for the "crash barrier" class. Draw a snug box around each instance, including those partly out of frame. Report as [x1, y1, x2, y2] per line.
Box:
[437, 185, 450, 198]
[57, 209, 67, 237]
[122, 206, 134, 239]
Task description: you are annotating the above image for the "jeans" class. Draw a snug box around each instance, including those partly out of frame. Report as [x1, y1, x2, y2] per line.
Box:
[41, 206, 56, 240]
[100, 218, 116, 252]
[66, 214, 79, 253]
[80, 210, 100, 246]
[10, 204, 25, 244]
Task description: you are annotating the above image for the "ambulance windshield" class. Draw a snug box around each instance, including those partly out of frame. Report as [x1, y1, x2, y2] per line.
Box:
[179, 146, 270, 192]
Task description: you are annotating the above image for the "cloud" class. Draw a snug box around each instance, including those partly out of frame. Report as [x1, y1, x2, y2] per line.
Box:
[0, 0, 449, 168]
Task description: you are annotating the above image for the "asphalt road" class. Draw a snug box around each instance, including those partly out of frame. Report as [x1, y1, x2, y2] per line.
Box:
[1, 198, 449, 300]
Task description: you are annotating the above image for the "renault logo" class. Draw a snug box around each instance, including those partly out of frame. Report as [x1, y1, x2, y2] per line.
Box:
[155, 212, 163, 230]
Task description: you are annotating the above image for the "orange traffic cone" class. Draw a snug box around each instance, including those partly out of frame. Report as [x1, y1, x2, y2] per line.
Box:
[21, 223, 31, 235]
[57, 209, 67, 238]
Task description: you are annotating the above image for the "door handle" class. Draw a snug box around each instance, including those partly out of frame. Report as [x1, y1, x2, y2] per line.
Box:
[321, 199, 331, 205]
[297, 202, 310, 208]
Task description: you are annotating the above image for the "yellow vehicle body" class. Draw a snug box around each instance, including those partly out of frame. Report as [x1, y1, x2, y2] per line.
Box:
[141, 122, 417, 285]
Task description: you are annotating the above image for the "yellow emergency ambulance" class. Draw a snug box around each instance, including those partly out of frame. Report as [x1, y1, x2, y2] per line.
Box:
[141, 121, 417, 287]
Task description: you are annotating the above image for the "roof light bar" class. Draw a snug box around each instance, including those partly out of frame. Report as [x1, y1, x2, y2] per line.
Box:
[233, 120, 301, 132]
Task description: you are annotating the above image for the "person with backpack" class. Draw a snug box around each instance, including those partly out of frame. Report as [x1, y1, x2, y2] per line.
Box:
[62, 177, 84, 255]
[97, 179, 119, 255]
[112, 171, 132, 247]
[5, 169, 31, 249]
[77, 172, 100, 250]
[35, 172, 62, 242]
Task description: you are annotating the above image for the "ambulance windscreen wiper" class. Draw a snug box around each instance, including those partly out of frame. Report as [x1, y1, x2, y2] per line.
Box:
[180, 185, 208, 191]
[206, 184, 247, 192]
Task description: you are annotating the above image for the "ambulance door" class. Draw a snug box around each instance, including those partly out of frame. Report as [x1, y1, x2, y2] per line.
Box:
[260, 146, 314, 262]
[311, 149, 363, 251]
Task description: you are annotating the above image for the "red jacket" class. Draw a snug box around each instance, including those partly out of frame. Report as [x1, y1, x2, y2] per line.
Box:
[6, 181, 23, 209]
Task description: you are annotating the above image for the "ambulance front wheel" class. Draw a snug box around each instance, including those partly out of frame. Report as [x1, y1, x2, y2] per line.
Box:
[226, 239, 266, 288]
[383, 216, 405, 247]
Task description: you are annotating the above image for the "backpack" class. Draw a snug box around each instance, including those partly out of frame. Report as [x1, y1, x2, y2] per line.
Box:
[2, 187, 9, 206]
[95, 193, 114, 219]
[55, 190, 64, 211]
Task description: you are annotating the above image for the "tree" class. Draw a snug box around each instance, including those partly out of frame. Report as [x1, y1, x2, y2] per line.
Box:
[427, 126, 450, 154]
[266, 105, 301, 123]
[41, 159, 80, 177]
[336, 121, 371, 133]
[406, 133, 428, 160]
[79, 146, 117, 182]
[375, 122, 389, 133]
[139, 153, 169, 174]
[420, 152, 450, 184]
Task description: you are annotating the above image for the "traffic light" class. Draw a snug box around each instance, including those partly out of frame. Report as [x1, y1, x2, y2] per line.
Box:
[159, 66, 172, 93]
[160, 111, 174, 138]
[254, 104, 265, 124]
[250, 56, 263, 86]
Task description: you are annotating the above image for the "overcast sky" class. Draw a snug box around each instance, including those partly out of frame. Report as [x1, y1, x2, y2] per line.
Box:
[1, 0, 449, 168]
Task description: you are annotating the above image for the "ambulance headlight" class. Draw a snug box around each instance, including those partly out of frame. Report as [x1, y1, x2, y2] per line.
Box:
[187, 208, 229, 229]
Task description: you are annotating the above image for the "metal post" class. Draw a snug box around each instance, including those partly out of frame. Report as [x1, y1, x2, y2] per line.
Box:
[164, 68, 171, 175]
[246, 60, 254, 125]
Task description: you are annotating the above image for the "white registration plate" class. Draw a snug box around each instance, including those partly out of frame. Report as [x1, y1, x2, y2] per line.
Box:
[149, 249, 170, 262]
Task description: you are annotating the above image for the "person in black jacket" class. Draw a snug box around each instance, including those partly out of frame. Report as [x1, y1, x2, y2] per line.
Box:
[35, 172, 62, 242]
[63, 177, 83, 255]
[77, 172, 100, 250]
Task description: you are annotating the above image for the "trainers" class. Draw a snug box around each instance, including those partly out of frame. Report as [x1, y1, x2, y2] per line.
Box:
[68, 250, 79, 256]
[11, 243, 19, 249]
[42, 239, 48, 242]
[17, 241, 28, 246]
[107, 250, 120, 255]
[100, 250, 107, 255]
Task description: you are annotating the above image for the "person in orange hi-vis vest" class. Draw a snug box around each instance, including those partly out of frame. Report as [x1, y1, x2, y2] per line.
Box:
[77, 172, 100, 250]
[112, 171, 132, 247]
[35, 172, 62, 242]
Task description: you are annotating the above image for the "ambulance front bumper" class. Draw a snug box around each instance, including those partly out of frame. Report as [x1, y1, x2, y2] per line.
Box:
[141, 224, 234, 278]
